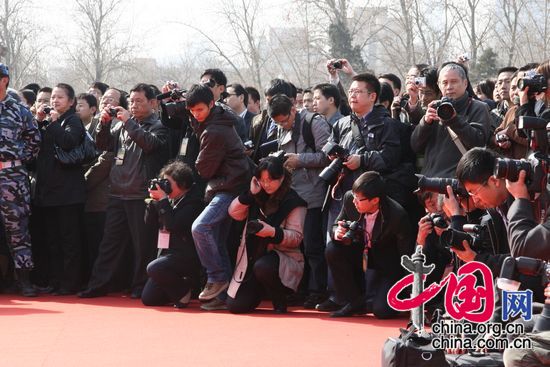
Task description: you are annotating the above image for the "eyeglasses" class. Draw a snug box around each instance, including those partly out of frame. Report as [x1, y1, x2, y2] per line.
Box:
[347, 89, 371, 96]
[274, 114, 292, 126]
[466, 181, 487, 198]
[352, 194, 369, 202]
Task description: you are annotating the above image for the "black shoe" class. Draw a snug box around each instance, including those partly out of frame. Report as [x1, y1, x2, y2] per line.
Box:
[130, 287, 143, 299]
[15, 269, 37, 297]
[330, 300, 367, 318]
[78, 288, 107, 298]
[315, 298, 342, 312]
[273, 298, 288, 314]
[53, 288, 76, 296]
[304, 293, 327, 309]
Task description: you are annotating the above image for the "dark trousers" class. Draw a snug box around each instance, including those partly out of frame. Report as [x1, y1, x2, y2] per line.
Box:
[303, 208, 327, 294]
[364, 269, 399, 319]
[141, 253, 197, 306]
[88, 198, 154, 292]
[325, 240, 364, 303]
[43, 204, 83, 291]
[326, 240, 400, 319]
[227, 252, 291, 314]
[82, 211, 105, 285]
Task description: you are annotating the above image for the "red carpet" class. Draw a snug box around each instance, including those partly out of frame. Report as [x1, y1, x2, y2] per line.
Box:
[0, 294, 408, 367]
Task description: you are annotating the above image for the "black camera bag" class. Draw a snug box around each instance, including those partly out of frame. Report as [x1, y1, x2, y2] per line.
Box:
[381, 326, 448, 367]
[446, 352, 503, 367]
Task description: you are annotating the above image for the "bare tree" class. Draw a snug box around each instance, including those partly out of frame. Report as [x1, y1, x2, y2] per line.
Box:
[520, 0, 550, 63]
[219, 0, 268, 88]
[411, 0, 458, 66]
[69, 0, 136, 84]
[0, 0, 44, 86]
[494, 0, 527, 66]
[452, 0, 494, 69]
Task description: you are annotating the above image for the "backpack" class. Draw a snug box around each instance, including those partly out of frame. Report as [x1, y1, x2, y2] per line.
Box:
[301, 112, 332, 153]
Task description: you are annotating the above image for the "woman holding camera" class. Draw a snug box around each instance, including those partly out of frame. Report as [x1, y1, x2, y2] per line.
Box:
[34, 83, 86, 294]
[142, 161, 204, 308]
[226, 156, 307, 314]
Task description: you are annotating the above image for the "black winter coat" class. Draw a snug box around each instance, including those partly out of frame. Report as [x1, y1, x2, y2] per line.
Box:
[34, 108, 86, 207]
[332, 191, 414, 279]
[96, 113, 169, 200]
[194, 106, 251, 202]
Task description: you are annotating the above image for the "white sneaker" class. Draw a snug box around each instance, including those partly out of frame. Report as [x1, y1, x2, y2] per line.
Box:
[198, 281, 229, 301]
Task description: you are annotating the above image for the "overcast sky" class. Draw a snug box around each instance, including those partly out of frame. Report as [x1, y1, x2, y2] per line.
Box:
[30, 0, 295, 64]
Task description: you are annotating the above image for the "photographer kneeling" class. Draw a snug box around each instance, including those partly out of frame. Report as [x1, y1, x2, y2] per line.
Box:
[325, 171, 413, 318]
[226, 156, 307, 314]
[141, 161, 205, 308]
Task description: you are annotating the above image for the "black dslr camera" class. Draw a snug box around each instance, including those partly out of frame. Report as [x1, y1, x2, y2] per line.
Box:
[494, 157, 548, 194]
[43, 106, 53, 114]
[426, 213, 448, 229]
[498, 256, 550, 332]
[108, 107, 117, 118]
[148, 178, 172, 194]
[340, 220, 363, 245]
[399, 94, 410, 109]
[518, 72, 548, 94]
[246, 220, 264, 235]
[440, 223, 489, 251]
[156, 89, 188, 118]
[319, 142, 351, 183]
[432, 97, 455, 121]
[415, 174, 469, 199]
[269, 150, 287, 163]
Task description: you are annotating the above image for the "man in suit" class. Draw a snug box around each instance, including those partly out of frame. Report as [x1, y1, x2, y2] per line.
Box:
[325, 171, 413, 318]
[225, 83, 256, 138]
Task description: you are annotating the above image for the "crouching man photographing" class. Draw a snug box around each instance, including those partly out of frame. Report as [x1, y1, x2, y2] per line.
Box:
[456, 147, 549, 260]
[325, 171, 413, 318]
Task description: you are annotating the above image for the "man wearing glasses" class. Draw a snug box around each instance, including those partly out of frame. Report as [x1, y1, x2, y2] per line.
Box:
[411, 62, 491, 179]
[325, 171, 413, 318]
[456, 147, 549, 260]
[316, 73, 401, 312]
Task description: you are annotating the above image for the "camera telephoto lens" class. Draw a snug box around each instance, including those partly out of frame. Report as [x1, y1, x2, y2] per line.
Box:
[494, 158, 532, 182]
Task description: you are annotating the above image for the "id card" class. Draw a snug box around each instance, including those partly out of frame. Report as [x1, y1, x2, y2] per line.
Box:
[115, 144, 125, 165]
[179, 137, 189, 156]
[157, 228, 170, 249]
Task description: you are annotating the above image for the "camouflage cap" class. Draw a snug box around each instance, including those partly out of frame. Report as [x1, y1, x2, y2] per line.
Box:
[0, 63, 9, 77]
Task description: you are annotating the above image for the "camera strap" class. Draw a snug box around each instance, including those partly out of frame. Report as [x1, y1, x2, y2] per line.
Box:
[350, 114, 366, 150]
[227, 218, 249, 298]
[445, 97, 474, 155]
[446, 126, 467, 155]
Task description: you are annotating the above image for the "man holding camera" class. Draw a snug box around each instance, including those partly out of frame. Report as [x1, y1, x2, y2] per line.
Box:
[326, 171, 413, 318]
[320, 72, 401, 248]
[79, 83, 169, 299]
[268, 94, 331, 308]
[411, 62, 491, 178]
[456, 147, 549, 261]
[185, 84, 251, 310]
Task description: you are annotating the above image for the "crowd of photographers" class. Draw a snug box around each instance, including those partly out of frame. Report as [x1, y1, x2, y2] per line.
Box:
[0, 53, 549, 363]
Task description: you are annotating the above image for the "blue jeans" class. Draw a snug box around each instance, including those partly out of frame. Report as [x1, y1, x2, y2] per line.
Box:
[191, 192, 234, 283]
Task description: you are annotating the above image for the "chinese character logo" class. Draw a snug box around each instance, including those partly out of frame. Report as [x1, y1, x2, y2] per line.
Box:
[388, 260, 495, 323]
[502, 290, 533, 322]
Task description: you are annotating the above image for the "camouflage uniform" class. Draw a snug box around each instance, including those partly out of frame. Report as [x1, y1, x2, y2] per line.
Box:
[0, 94, 41, 269]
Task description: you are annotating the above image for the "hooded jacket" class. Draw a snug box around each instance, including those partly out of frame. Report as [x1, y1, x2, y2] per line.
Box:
[193, 105, 250, 201]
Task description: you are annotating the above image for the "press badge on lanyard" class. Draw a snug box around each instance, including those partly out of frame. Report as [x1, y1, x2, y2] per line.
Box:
[179, 137, 189, 156]
[115, 145, 125, 165]
[157, 227, 170, 249]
